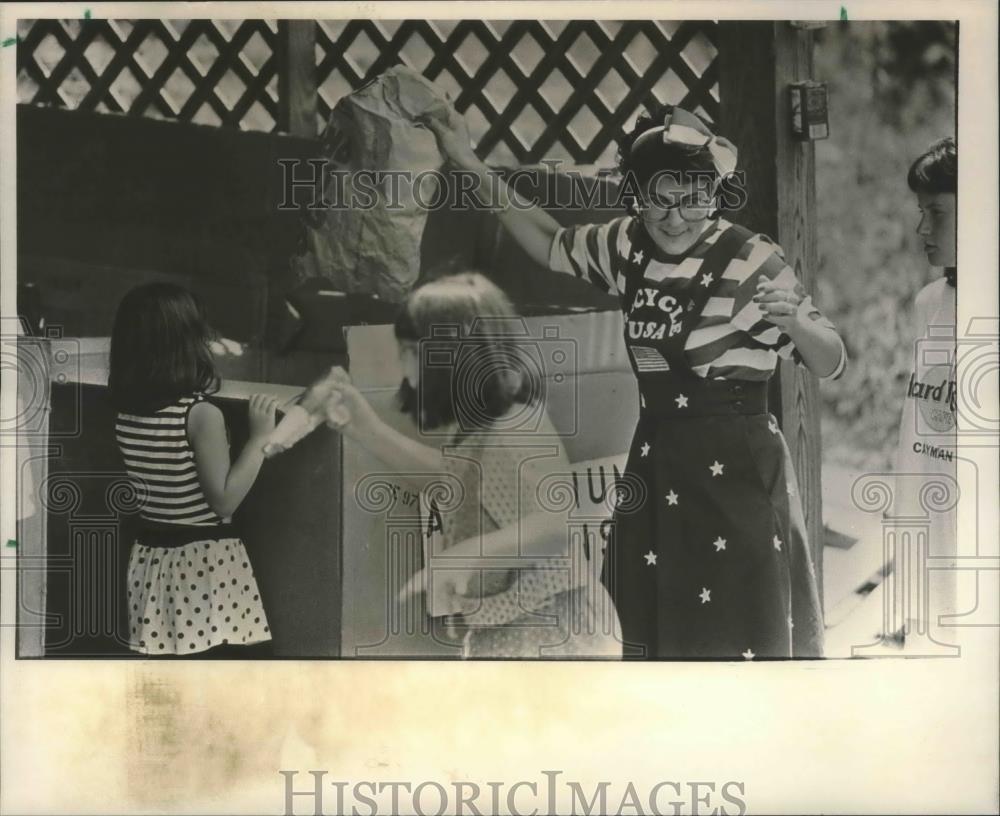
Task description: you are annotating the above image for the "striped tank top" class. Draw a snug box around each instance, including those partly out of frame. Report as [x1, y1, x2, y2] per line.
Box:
[115, 395, 226, 526]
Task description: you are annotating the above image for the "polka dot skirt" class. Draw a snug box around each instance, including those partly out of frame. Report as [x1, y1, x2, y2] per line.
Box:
[126, 537, 271, 656]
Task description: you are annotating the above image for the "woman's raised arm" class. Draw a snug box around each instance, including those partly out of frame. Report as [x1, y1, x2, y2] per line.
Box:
[421, 104, 562, 270]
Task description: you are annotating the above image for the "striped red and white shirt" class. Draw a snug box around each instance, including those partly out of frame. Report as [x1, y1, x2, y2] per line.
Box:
[549, 215, 846, 381]
[115, 395, 225, 526]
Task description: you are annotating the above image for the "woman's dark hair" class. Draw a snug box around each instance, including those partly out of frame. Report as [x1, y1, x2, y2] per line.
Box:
[108, 282, 220, 413]
[617, 103, 725, 214]
[907, 137, 957, 195]
[393, 272, 540, 432]
[908, 137, 957, 286]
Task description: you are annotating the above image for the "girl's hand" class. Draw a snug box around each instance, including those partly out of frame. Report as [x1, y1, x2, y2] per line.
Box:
[754, 278, 809, 331]
[247, 394, 280, 441]
[398, 566, 478, 612]
[417, 101, 481, 170]
[322, 368, 381, 438]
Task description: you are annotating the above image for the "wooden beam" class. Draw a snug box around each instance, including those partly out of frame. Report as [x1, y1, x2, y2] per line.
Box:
[717, 21, 825, 605]
[277, 21, 318, 137]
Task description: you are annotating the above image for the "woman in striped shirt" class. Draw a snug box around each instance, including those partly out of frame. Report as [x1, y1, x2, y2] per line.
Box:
[109, 283, 279, 656]
[422, 103, 846, 659]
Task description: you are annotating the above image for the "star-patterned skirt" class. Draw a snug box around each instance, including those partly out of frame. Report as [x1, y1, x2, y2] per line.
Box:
[601, 378, 825, 660]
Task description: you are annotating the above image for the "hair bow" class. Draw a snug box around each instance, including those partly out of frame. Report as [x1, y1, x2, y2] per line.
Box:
[631, 106, 739, 178]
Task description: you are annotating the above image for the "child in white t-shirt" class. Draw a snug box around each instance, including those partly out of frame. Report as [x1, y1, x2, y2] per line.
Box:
[888, 137, 958, 644]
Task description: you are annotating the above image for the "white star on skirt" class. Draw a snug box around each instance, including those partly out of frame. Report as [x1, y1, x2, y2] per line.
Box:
[644, 551, 657, 566]
[742, 649, 755, 660]
[675, 394, 689, 408]
[710, 460, 724, 477]
[665, 490, 679, 506]
[713, 536, 727, 551]
[773, 535, 782, 551]
[699, 587, 711, 604]
[640, 442, 651, 457]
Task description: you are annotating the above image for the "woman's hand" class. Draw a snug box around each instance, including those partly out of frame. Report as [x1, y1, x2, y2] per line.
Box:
[754, 278, 809, 331]
[419, 101, 565, 270]
[418, 101, 481, 171]
[754, 278, 846, 378]
[247, 393, 280, 442]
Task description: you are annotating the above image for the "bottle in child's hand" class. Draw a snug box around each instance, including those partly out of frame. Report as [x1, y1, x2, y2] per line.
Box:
[261, 367, 351, 457]
[261, 404, 320, 457]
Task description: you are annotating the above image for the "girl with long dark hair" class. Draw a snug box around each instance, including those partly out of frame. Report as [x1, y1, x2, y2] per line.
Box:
[109, 282, 278, 655]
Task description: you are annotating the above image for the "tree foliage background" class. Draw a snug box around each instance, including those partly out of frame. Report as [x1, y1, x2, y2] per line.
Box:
[813, 21, 957, 470]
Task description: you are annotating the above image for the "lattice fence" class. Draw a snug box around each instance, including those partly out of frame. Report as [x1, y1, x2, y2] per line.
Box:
[17, 18, 719, 166]
[16, 19, 281, 130]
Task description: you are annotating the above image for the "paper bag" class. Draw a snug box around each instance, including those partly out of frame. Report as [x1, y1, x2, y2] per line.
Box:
[292, 65, 451, 302]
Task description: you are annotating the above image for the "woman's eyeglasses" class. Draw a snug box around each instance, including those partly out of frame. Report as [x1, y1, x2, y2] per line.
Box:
[635, 192, 715, 223]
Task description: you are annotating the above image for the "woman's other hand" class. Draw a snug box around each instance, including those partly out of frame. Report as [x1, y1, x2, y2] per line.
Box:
[754, 278, 809, 331]
[754, 279, 845, 378]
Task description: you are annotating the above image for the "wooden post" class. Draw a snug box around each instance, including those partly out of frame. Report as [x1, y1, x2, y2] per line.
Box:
[277, 21, 318, 137]
[717, 21, 825, 604]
